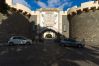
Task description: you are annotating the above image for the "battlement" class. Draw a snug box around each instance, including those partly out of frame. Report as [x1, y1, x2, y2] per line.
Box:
[6, 0, 99, 17]
[6, 0, 31, 13]
[5, 0, 12, 6]
[5, 0, 33, 18]
[59, 11, 67, 15]
[67, 1, 99, 16]
[31, 11, 40, 15]
[37, 8, 60, 12]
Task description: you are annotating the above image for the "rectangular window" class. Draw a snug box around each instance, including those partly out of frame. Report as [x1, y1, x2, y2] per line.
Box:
[63, 25, 66, 32]
[62, 15, 67, 32]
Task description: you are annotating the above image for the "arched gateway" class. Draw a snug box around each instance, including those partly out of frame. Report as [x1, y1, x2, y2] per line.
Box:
[5, 0, 70, 40]
[39, 29, 60, 39]
[34, 8, 69, 40]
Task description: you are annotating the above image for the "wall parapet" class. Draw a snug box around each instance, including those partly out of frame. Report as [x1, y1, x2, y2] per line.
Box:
[67, 1, 99, 16]
[6, 0, 32, 13]
[6, 0, 99, 19]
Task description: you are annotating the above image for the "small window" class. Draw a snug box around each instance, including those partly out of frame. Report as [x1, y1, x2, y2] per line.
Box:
[13, 37, 26, 40]
[63, 25, 66, 32]
[68, 38, 76, 42]
[13, 37, 19, 39]
[18, 37, 26, 40]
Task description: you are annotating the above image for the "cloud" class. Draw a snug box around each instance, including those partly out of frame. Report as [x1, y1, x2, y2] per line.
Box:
[58, 1, 72, 10]
[13, 0, 31, 8]
[36, 1, 47, 8]
[13, 0, 73, 10]
[48, 0, 61, 7]
[47, 0, 72, 10]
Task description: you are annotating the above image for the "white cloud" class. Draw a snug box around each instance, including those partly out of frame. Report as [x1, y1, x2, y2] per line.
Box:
[13, 0, 31, 8]
[37, 1, 47, 8]
[58, 1, 72, 10]
[47, 0, 72, 10]
[13, 0, 73, 10]
[48, 0, 61, 7]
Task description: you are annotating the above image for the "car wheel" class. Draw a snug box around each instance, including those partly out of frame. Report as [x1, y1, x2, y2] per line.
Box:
[77, 44, 83, 48]
[60, 44, 65, 47]
[26, 42, 31, 45]
[9, 42, 14, 46]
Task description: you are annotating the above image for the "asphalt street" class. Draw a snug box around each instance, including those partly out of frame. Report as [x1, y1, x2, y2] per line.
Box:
[0, 40, 99, 66]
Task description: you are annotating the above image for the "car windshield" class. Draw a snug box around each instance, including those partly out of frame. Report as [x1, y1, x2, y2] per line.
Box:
[64, 38, 76, 42]
[13, 36, 27, 40]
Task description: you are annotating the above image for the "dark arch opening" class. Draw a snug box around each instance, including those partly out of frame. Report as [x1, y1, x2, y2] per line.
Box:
[45, 34, 52, 38]
[39, 29, 61, 39]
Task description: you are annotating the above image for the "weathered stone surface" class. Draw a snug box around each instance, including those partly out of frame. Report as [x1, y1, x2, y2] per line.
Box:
[62, 15, 69, 38]
[0, 12, 34, 42]
[69, 10, 99, 43]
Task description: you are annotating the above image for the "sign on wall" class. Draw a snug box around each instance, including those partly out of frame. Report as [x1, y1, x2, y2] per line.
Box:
[40, 11, 59, 32]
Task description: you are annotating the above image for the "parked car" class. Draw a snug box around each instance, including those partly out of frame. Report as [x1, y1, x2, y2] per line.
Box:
[8, 36, 32, 45]
[59, 38, 85, 48]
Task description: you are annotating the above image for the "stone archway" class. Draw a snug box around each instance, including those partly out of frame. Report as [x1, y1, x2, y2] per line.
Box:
[43, 31, 56, 39]
[40, 29, 57, 38]
[39, 29, 61, 41]
[39, 29, 61, 43]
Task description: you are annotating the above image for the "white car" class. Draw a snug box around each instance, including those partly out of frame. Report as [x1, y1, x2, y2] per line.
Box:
[8, 36, 32, 45]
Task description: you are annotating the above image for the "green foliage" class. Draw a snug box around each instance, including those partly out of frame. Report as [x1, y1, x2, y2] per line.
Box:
[0, 0, 10, 14]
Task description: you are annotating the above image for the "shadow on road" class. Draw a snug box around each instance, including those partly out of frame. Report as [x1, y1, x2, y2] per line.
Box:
[0, 41, 99, 66]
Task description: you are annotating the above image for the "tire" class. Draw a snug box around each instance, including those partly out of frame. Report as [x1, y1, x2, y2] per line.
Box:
[9, 42, 14, 46]
[77, 44, 83, 48]
[59, 44, 65, 47]
[26, 42, 31, 45]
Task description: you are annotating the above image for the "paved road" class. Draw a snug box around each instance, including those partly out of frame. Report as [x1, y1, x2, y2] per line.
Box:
[0, 40, 99, 66]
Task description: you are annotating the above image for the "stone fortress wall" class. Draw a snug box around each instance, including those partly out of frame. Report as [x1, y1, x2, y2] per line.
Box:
[2, 0, 99, 44]
[0, 12, 34, 42]
[0, 0, 36, 42]
[67, 1, 99, 44]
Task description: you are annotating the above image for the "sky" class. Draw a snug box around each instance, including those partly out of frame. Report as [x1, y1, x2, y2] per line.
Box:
[13, 0, 94, 11]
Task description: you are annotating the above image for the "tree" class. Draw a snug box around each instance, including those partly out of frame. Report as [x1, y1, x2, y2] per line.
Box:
[0, 0, 10, 14]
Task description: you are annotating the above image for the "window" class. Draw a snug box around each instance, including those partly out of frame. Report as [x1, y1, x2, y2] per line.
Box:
[63, 25, 66, 32]
[13, 36, 26, 40]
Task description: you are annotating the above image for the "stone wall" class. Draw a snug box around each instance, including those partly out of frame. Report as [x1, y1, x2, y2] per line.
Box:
[62, 15, 69, 38]
[68, 10, 99, 44]
[0, 12, 34, 42]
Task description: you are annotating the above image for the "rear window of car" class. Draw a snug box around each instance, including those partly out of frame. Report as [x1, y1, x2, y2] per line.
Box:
[13, 37, 26, 40]
[64, 38, 76, 42]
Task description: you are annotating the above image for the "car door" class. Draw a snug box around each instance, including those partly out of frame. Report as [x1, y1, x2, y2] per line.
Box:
[69, 40, 77, 46]
[17, 37, 22, 44]
[19, 37, 26, 44]
[62, 39, 71, 46]
[65, 40, 72, 46]
[65, 39, 76, 46]
[13, 37, 20, 44]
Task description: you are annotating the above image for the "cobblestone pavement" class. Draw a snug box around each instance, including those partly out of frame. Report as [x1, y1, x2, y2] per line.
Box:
[0, 40, 99, 66]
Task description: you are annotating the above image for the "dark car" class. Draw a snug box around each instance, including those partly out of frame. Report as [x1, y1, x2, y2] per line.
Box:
[59, 38, 85, 48]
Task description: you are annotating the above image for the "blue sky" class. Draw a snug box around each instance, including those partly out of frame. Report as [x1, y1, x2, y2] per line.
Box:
[13, 0, 94, 11]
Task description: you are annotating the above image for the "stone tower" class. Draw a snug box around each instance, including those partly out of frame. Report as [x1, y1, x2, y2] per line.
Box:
[67, 1, 99, 44]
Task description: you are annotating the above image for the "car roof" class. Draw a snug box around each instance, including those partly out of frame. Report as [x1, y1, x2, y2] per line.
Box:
[11, 36, 26, 38]
[64, 38, 76, 41]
